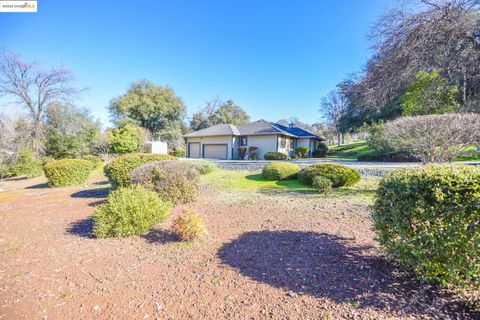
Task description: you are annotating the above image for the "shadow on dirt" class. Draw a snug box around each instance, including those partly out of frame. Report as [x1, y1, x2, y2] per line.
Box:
[66, 217, 94, 238]
[218, 230, 478, 319]
[25, 183, 49, 189]
[71, 187, 111, 199]
[142, 228, 180, 244]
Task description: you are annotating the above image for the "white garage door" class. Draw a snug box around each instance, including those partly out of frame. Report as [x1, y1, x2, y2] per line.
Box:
[188, 143, 201, 158]
[203, 144, 228, 160]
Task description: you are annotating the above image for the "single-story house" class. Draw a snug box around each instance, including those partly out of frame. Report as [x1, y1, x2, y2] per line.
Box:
[183, 119, 325, 160]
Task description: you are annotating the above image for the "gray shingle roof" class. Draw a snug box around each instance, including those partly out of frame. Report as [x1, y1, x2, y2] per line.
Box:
[184, 119, 324, 140]
[183, 124, 240, 137]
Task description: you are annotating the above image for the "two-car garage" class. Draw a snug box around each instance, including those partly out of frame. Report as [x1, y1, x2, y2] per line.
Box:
[187, 142, 228, 160]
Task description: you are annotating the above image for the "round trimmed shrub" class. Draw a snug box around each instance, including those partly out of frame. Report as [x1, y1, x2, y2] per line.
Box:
[187, 160, 218, 174]
[82, 155, 103, 170]
[132, 161, 200, 204]
[264, 152, 288, 160]
[373, 165, 480, 288]
[262, 162, 300, 180]
[93, 185, 171, 238]
[171, 209, 207, 241]
[294, 146, 310, 158]
[313, 143, 328, 158]
[43, 159, 92, 187]
[104, 153, 176, 188]
[297, 163, 360, 188]
[312, 176, 332, 194]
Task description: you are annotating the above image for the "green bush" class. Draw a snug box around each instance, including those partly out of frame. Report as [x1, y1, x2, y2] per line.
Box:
[188, 160, 218, 174]
[104, 153, 176, 188]
[171, 146, 186, 157]
[262, 162, 300, 180]
[373, 165, 480, 288]
[132, 161, 200, 204]
[171, 208, 207, 241]
[298, 163, 361, 188]
[8, 148, 43, 178]
[82, 155, 103, 170]
[107, 124, 145, 154]
[43, 159, 92, 187]
[264, 152, 288, 160]
[312, 176, 332, 194]
[238, 147, 247, 160]
[294, 146, 310, 158]
[248, 147, 258, 160]
[313, 143, 328, 158]
[93, 185, 171, 238]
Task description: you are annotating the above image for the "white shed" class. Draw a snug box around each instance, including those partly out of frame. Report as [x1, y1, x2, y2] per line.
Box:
[144, 141, 168, 155]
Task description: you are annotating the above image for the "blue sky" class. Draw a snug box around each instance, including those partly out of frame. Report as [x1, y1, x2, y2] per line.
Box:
[0, 0, 392, 126]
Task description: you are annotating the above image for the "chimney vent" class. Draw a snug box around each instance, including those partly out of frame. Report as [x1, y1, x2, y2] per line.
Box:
[289, 123, 295, 128]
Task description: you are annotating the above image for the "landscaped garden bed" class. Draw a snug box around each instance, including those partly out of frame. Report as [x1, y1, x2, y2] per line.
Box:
[0, 166, 478, 319]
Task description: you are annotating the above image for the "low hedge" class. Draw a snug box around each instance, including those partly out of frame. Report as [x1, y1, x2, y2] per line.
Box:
[104, 153, 176, 188]
[187, 160, 218, 174]
[264, 152, 288, 160]
[43, 159, 92, 187]
[262, 162, 300, 180]
[132, 161, 200, 204]
[373, 165, 480, 288]
[93, 185, 171, 238]
[297, 163, 361, 188]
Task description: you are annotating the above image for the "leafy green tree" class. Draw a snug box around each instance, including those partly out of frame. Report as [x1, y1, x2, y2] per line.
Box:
[108, 124, 145, 154]
[402, 70, 460, 116]
[190, 98, 250, 131]
[108, 80, 186, 139]
[44, 103, 101, 159]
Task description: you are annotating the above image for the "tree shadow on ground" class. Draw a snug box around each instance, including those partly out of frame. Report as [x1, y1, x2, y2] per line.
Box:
[142, 228, 180, 244]
[25, 183, 49, 189]
[218, 230, 478, 318]
[66, 217, 94, 238]
[71, 187, 111, 199]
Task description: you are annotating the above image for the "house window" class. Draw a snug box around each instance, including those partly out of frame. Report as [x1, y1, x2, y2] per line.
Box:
[240, 136, 248, 146]
[280, 136, 286, 148]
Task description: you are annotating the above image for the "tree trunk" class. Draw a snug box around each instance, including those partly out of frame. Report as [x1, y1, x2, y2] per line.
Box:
[337, 131, 341, 146]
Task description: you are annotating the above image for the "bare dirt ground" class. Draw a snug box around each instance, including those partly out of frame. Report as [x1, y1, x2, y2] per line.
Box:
[0, 173, 477, 320]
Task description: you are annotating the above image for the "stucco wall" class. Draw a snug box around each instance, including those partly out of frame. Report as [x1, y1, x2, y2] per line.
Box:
[186, 135, 234, 159]
[247, 135, 278, 160]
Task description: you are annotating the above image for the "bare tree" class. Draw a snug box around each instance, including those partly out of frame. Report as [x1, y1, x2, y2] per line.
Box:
[343, 0, 480, 127]
[382, 113, 480, 163]
[0, 50, 81, 153]
[320, 90, 348, 146]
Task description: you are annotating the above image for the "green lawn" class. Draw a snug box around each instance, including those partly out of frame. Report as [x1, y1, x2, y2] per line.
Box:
[202, 169, 379, 203]
[326, 141, 372, 161]
[326, 141, 480, 162]
[203, 170, 313, 192]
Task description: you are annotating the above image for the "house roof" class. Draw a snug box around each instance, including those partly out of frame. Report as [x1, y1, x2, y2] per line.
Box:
[269, 122, 321, 138]
[237, 120, 295, 137]
[183, 123, 240, 137]
[184, 119, 324, 140]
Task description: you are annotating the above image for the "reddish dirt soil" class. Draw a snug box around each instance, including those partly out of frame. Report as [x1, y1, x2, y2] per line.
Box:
[0, 174, 477, 319]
